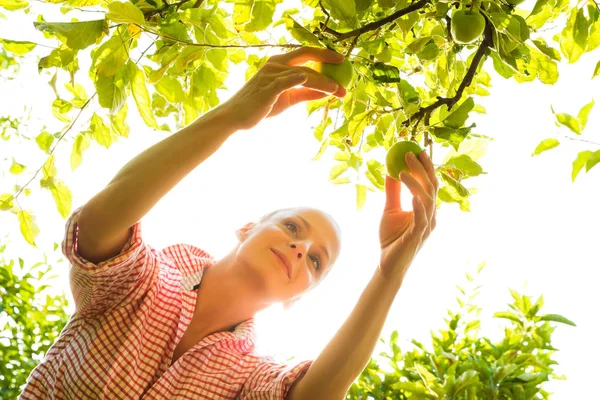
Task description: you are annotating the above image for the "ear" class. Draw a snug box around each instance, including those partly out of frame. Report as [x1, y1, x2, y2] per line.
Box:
[236, 222, 256, 241]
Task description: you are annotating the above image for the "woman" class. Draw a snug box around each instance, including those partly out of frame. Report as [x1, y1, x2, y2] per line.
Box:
[20, 47, 438, 399]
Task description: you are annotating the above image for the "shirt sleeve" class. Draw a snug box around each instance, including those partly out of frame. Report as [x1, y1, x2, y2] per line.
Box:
[63, 206, 159, 316]
[240, 359, 313, 399]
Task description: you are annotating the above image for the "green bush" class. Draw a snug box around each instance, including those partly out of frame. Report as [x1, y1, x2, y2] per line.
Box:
[0, 242, 70, 399]
[346, 264, 575, 400]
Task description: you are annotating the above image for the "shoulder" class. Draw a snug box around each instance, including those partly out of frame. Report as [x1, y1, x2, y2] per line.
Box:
[161, 243, 216, 276]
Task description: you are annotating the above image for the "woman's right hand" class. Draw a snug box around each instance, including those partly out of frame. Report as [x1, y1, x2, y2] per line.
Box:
[219, 47, 348, 131]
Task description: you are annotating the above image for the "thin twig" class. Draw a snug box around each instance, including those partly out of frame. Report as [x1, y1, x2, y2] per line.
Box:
[318, 0, 331, 35]
[144, 0, 189, 18]
[562, 135, 600, 146]
[331, 0, 430, 41]
[7, 94, 97, 205]
[402, 13, 493, 127]
[138, 25, 302, 49]
[136, 40, 155, 64]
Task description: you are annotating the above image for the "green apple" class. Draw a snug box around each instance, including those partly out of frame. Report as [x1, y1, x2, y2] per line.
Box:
[313, 58, 354, 88]
[385, 141, 423, 181]
[505, 0, 525, 5]
[451, 10, 485, 45]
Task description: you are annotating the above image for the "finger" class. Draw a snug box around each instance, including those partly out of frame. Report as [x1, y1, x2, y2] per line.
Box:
[418, 151, 439, 194]
[411, 196, 428, 239]
[400, 172, 432, 205]
[406, 152, 434, 194]
[284, 87, 331, 105]
[384, 174, 402, 212]
[401, 172, 434, 221]
[268, 66, 342, 96]
[268, 47, 345, 66]
[266, 88, 330, 118]
[269, 72, 310, 93]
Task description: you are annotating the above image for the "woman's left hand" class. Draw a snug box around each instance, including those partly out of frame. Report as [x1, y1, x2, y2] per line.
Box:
[378, 150, 439, 286]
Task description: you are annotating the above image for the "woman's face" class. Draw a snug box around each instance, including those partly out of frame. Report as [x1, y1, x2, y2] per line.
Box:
[235, 208, 341, 305]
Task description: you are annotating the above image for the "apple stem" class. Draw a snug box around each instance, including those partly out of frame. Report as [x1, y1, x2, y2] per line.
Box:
[471, 0, 481, 13]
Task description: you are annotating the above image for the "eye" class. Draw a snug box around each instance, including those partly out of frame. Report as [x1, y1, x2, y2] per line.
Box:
[284, 221, 321, 272]
[284, 221, 298, 235]
[309, 255, 321, 272]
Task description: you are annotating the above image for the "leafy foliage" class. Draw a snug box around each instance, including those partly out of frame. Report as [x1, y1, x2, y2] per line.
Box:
[0, 242, 70, 398]
[346, 263, 574, 399]
[0, 0, 598, 247]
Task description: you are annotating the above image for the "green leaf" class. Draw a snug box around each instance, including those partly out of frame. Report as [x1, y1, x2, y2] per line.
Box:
[95, 71, 127, 113]
[440, 170, 469, 197]
[70, 133, 90, 171]
[17, 210, 39, 246]
[539, 313, 576, 326]
[155, 75, 185, 103]
[0, 0, 27, 10]
[446, 154, 484, 178]
[92, 35, 129, 77]
[9, 158, 26, 174]
[34, 19, 106, 50]
[0, 193, 14, 210]
[246, 0, 282, 31]
[559, 8, 588, 63]
[127, 61, 158, 129]
[490, 51, 515, 79]
[372, 62, 401, 84]
[493, 311, 524, 326]
[531, 38, 561, 61]
[438, 185, 470, 211]
[551, 105, 580, 134]
[35, 132, 54, 154]
[110, 103, 129, 137]
[312, 136, 329, 161]
[90, 113, 113, 148]
[577, 99, 594, 132]
[329, 161, 349, 180]
[586, 150, 600, 172]
[532, 138, 559, 156]
[431, 125, 473, 151]
[444, 98, 475, 129]
[356, 183, 366, 211]
[107, 1, 145, 25]
[593, 60, 600, 79]
[0, 38, 36, 55]
[42, 154, 57, 179]
[321, 0, 356, 22]
[284, 16, 322, 46]
[38, 46, 76, 71]
[48, 180, 72, 218]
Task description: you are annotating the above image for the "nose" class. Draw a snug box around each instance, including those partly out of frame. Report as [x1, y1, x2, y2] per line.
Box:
[290, 244, 303, 259]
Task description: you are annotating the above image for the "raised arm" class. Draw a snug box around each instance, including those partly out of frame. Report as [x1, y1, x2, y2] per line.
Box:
[288, 152, 439, 400]
[77, 46, 346, 265]
[77, 107, 238, 263]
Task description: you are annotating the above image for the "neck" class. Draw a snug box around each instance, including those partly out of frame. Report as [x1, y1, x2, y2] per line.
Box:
[191, 252, 271, 333]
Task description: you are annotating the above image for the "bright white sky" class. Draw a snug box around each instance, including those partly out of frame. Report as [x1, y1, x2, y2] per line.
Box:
[1, 1, 599, 398]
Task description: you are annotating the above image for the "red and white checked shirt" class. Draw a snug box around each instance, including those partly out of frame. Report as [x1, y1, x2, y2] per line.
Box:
[20, 206, 312, 399]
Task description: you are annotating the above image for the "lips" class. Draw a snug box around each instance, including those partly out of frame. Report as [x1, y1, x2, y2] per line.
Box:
[271, 248, 291, 280]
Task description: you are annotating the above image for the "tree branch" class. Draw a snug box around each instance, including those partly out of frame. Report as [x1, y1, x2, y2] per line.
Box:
[402, 14, 493, 127]
[138, 25, 303, 49]
[144, 0, 190, 18]
[319, 0, 332, 35]
[7, 93, 97, 205]
[322, 0, 430, 42]
[562, 135, 600, 146]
